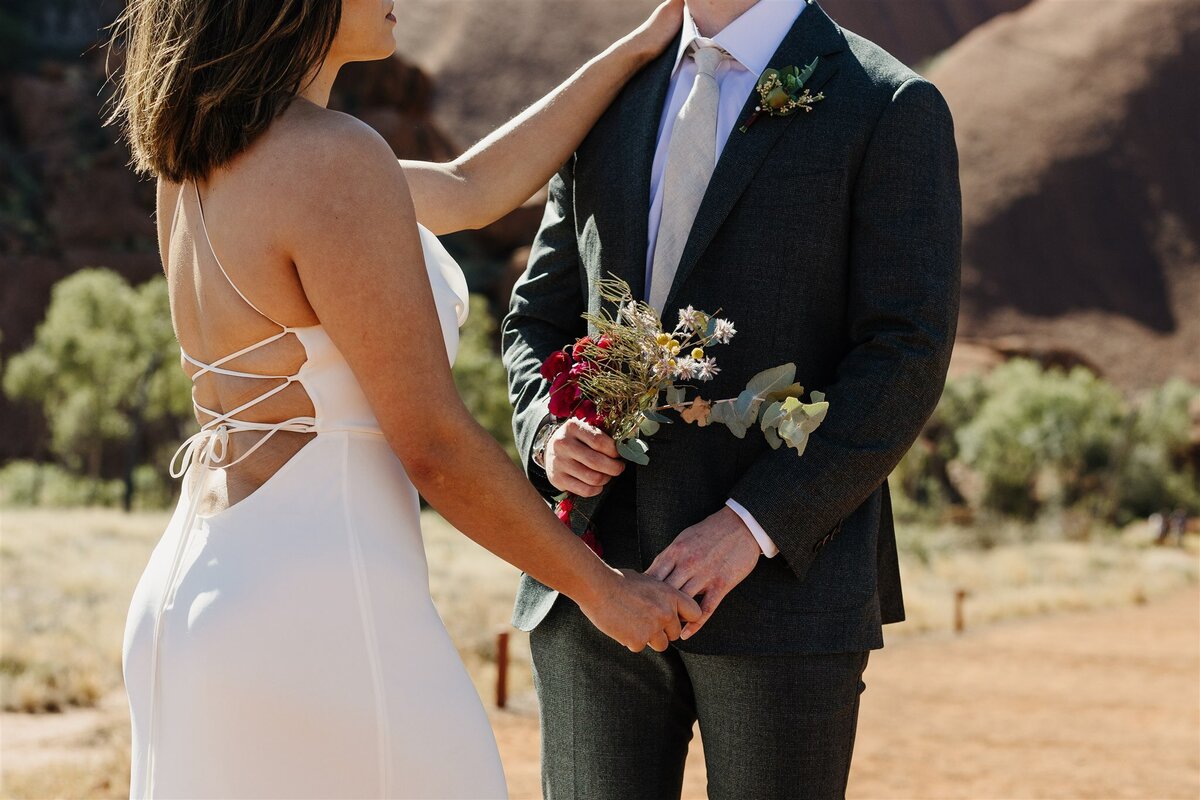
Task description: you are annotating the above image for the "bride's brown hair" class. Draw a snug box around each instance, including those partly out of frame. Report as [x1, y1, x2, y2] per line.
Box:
[106, 0, 342, 182]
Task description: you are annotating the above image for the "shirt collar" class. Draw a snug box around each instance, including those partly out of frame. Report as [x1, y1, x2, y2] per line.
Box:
[672, 0, 807, 76]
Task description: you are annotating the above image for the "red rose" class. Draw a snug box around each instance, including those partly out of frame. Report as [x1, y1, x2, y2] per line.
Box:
[596, 335, 612, 350]
[569, 359, 595, 378]
[547, 373, 581, 418]
[540, 349, 570, 381]
[572, 336, 594, 361]
[555, 497, 574, 525]
[573, 399, 603, 428]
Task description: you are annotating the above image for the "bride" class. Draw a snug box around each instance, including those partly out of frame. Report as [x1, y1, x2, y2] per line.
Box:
[110, 0, 694, 797]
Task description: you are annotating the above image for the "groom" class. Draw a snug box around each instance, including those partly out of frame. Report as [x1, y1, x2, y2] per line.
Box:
[503, 0, 960, 796]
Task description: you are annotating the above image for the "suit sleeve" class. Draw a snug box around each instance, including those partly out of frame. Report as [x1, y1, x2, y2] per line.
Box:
[501, 161, 588, 498]
[727, 76, 962, 581]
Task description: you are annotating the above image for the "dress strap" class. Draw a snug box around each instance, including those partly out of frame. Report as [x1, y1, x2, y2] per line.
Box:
[179, 328, 295, 381]
[191, 179, 287, 328]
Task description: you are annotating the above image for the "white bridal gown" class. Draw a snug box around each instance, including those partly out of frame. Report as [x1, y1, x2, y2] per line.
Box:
[122, 182, 508, 799]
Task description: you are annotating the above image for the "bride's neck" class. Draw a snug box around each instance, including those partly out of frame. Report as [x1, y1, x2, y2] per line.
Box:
[298, 59, 343, 108]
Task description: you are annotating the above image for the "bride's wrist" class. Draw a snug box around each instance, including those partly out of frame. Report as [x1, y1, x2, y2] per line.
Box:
[568, 558, 620, 611]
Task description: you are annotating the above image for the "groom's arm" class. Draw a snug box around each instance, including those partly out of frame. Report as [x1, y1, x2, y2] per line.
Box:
[727, 76, 962, 582]
[501, 161, 587, 498]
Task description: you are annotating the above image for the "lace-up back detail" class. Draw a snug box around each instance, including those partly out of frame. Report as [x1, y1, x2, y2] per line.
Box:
[167, 180, 394, 520]
[169, 181, 322, 490]
[165, 177, 468, 521]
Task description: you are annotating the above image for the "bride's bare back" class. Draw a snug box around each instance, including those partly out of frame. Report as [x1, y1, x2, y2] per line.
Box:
[157, 104, 329, 508]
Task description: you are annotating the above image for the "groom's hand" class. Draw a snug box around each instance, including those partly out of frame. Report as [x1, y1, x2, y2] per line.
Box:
[646, 506, 761, 639]
[544, 419, 625, 497]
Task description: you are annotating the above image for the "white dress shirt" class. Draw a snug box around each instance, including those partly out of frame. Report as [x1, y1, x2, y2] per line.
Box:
[645, 0, 808, 559]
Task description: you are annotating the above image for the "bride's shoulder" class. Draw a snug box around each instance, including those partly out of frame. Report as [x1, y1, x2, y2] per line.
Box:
[264, 100, 411, 212]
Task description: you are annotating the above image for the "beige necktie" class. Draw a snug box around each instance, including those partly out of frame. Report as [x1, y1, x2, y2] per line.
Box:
[649, 43, 726, 314]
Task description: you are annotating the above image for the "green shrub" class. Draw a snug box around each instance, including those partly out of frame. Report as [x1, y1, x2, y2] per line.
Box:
[0, 460, 124, 508]
[1114, 378, 1200, 520]
[953, 360, 1126, 518]
[894, 360, 1199, 525]
[3, 269, 192, 479]
[452, 295, 517, 461]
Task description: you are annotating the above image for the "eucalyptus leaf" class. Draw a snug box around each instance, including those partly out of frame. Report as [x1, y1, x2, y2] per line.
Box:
[760, 400, 785, 431]
[617, 437, 651, 465]
[778, 417, 809, 455]
[796, 56, 819, 88]
[802, 400, 830, 425]
[810, 390, 826, 403]
[665, 386, 685, 406]
[643, 408, 671, 424]
[734, 388, 761, 421]
[639, 417, 660, 437]
[764, 426, 783, 449]
[764, 383, 805, 404]
[710, 402, 748, 438]
[746, 363, 796, 396]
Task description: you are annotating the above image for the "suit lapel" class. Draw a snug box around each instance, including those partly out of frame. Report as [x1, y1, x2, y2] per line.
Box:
[599, 37, 680, 302]
[662, 0, 847, 313]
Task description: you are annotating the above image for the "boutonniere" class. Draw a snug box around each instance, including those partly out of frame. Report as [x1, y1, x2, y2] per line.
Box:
[739, 56, 825, 133]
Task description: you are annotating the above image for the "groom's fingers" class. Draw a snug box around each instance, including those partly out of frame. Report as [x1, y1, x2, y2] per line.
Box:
[679, 575, 707, 597]
[571, 422, 620, 458]
[645, 553, 674, 581]
[556, 474, 604, 498]
[666, 569, 691, 591]
[563, 461, 610, 487]
[567, 444, 624, 477]
[647, 631, 670, 652]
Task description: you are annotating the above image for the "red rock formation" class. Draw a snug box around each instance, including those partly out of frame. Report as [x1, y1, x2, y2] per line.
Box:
[394, 0, 1032, 145]
[930, 0, 1200, 389]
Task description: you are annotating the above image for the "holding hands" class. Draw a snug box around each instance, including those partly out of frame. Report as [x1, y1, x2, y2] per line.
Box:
[546, 420, 760, 647]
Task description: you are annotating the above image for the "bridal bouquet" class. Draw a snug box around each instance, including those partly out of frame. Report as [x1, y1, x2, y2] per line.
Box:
[540, 276, 828, 550]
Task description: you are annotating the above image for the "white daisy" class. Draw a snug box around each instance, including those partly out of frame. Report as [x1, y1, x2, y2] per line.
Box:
[698, 357, 720, 381]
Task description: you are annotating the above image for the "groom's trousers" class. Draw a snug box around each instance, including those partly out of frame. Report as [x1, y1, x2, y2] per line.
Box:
[531, 599, 868, 800]
[529, 493, 870, 800]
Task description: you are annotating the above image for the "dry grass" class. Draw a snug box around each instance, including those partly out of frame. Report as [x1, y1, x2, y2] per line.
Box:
[0, 506, 1196, 799]
[891, 519, 1199, 638]
[0, 509, 170, 713]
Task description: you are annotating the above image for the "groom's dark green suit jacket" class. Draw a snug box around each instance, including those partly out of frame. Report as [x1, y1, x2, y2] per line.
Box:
[502, 0, 961, 655]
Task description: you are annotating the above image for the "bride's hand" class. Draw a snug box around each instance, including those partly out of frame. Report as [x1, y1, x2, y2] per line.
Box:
[578, 568, 702, 653]
[620, 0, 686, 63]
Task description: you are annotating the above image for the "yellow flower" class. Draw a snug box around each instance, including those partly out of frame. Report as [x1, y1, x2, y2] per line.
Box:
[692, 348, 705, 360]
[668, 340, 681, 354]
[656, 333, 672, 346]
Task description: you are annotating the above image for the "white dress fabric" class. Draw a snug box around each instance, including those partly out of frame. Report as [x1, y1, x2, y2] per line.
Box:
[122, 182, 508, 799]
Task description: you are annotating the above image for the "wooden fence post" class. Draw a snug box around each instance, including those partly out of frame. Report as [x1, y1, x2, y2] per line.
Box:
[496, 629, 510, 709]
[954, 589, 969, 634]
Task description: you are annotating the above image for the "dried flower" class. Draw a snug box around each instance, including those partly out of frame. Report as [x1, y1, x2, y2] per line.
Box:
[711, 318, 737, 344]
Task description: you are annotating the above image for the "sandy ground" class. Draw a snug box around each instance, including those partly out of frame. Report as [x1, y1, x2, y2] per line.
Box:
[3, 588, 1198, 799]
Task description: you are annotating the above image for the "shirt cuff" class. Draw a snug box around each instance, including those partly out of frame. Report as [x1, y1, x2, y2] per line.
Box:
[726, 499, 779, 558]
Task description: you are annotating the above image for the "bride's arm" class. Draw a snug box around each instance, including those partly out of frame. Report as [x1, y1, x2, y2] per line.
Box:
[400, 0, 683, 235]
[285, 119, 699, 652]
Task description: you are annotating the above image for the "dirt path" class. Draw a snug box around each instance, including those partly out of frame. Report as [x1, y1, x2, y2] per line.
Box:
[3, 589, 1197, 799]
[490, 587, 1200, 800]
